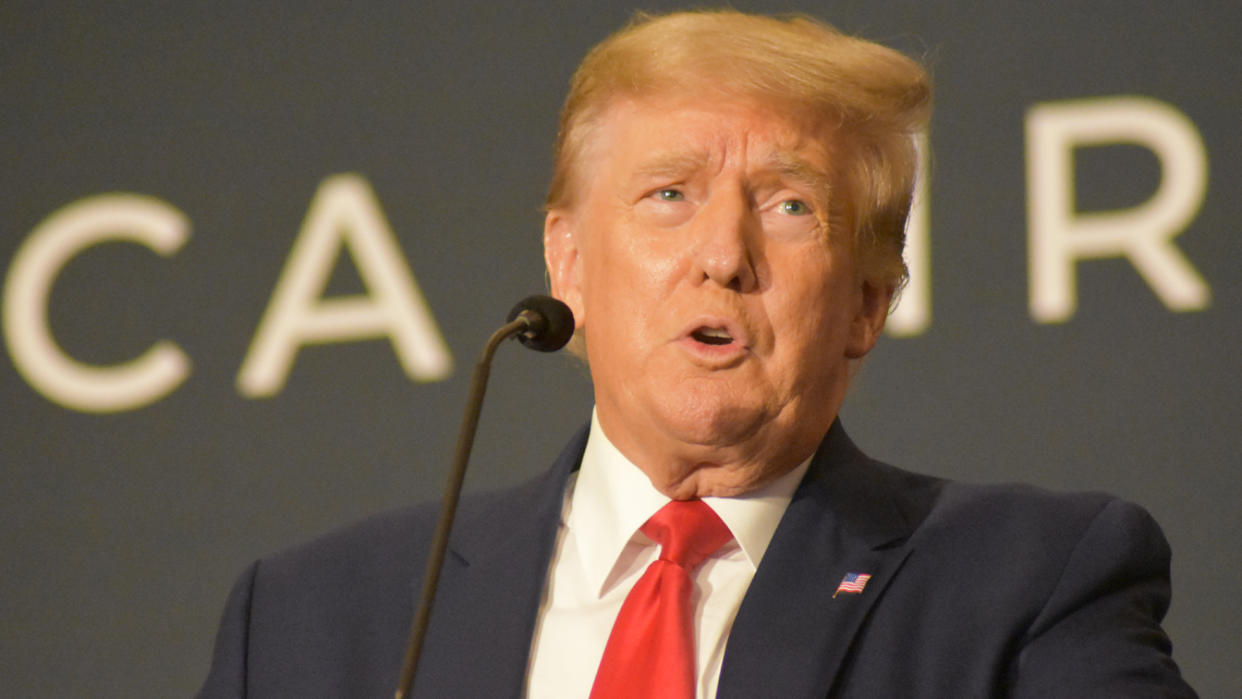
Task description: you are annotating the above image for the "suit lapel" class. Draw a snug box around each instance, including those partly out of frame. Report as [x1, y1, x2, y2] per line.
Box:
[718, 422, 918, 699]
[409, 426, 587, 699]
[403, 421, 920, 697]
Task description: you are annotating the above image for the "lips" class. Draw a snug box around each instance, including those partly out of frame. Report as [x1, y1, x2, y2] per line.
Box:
[678, 316, 750, 362]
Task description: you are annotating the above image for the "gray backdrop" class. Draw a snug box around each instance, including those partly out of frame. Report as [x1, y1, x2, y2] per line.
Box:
[3, 1, 1238, 696]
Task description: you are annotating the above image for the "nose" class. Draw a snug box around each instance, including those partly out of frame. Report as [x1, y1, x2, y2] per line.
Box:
[690, 189, 759, 293]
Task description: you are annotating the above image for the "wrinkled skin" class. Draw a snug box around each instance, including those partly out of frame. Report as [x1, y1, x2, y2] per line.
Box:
[545, 96, 891, 499]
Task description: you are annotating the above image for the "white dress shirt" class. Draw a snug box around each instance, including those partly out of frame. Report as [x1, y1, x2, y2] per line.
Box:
[524, 410, 810, 698]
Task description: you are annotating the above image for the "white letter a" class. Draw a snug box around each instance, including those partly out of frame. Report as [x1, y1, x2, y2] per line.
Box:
[237, 174, 452, 397]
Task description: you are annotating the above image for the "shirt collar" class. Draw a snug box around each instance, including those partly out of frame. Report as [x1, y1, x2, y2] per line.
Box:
[567, 408, 811, 597]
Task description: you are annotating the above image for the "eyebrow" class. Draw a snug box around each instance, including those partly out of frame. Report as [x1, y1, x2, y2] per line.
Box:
[766, 152, 834, 201]
[630, 150, 709, 181]
[627, 149, 834, 200]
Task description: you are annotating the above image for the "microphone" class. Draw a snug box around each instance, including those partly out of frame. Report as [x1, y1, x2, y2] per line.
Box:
[506, 295, 575, 352]
[394, 295, 574, 699]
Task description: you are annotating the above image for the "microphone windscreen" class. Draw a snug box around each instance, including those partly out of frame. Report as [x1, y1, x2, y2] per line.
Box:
[506, 295, 575, 352]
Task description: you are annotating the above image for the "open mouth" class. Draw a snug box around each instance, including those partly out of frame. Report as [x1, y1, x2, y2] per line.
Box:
[691, 327, 734, 346]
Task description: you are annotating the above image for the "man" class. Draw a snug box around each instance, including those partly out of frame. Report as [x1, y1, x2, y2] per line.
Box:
[198, 10, 1195, 698]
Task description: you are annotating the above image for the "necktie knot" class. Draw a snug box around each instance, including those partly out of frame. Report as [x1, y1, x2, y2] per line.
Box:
[640, 499, 732, 572]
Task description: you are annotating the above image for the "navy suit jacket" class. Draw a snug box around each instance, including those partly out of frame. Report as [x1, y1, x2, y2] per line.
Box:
[197, 422, 1195, 697]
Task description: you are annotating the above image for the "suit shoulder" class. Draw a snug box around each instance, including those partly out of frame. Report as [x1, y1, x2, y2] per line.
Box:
[256, 467, 558, 584]
[929, 479, 1154, 538]
[843, 449, 1170, 575]
[863, 456, 1123, 528]
[905, 478, 1170, 586]
[246, 504, 433, 611]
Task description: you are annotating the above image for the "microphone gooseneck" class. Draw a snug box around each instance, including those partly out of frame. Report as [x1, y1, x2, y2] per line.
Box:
[394, 295, 574, 699]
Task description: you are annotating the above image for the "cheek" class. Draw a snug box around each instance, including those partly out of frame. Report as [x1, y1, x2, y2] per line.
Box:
[598, 229, 683, 301]
[768, 259, 855, 352]
[581, 237, 653, 340]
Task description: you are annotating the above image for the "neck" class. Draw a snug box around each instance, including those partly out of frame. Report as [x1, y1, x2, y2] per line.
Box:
[593, 407, 828, 499]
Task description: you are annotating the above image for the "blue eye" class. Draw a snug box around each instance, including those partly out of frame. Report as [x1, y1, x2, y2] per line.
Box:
[656, 189, 684, 202]
[779, 199, 810, 215]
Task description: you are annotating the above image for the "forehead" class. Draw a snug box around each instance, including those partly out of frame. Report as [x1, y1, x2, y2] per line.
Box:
[585, 94, 837, 184]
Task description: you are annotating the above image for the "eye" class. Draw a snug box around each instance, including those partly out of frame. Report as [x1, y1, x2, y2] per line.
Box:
[654, 188, 685, 202]
[778, 199, 811, 216]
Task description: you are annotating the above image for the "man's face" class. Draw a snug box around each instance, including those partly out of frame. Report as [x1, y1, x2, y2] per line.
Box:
[545, 95, 890, 498]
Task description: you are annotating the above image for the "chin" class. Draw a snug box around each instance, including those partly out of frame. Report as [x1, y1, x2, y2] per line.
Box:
[655, 390, 771, 449]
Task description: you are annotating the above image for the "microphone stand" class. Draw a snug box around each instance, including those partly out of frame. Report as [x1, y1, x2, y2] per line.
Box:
[393, 314, 532, 699]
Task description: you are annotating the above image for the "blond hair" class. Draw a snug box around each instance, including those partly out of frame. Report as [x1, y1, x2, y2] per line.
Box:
[546, 9, 931, 287]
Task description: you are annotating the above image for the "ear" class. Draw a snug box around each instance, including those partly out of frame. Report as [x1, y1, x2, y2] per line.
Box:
[845, 279, 893, 359]
[543, 209, 586, 330]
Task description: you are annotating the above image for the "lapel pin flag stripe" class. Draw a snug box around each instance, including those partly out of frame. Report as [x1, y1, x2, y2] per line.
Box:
[834, 572, 872, 598]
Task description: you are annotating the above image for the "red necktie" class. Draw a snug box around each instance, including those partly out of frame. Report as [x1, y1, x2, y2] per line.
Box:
[590, 499, 733, 699]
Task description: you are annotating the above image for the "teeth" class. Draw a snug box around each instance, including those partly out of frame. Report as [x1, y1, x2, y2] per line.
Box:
[692, 327, 733, 345]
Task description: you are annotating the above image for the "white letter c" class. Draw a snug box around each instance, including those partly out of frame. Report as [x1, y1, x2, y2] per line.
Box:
[3, 194, 191, 413]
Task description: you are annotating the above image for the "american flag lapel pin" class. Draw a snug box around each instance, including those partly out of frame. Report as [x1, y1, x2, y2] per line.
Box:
[833, 572, 872, 598]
